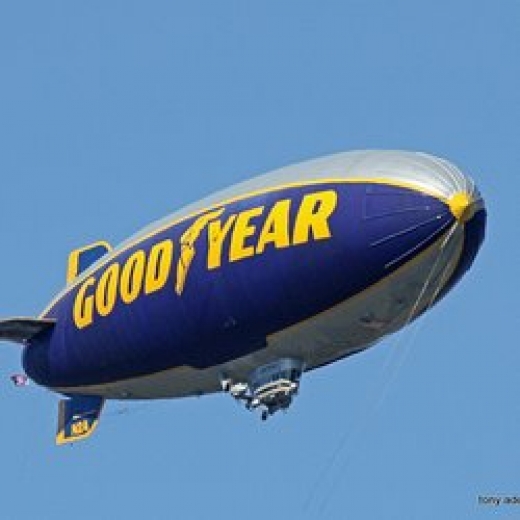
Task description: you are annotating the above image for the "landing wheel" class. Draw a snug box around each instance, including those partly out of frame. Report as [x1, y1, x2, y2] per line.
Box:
[261, 410, 269, 421]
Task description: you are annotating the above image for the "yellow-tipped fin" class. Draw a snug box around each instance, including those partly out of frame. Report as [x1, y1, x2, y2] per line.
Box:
[67, 241, 112, 284]
[56, 396, 104, 445]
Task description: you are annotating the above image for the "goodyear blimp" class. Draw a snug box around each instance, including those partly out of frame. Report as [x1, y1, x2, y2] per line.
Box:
[0, 151, 486, 444]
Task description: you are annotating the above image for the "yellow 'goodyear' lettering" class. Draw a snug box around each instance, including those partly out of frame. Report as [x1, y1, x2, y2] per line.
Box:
[73, 239, 174, 329]
[293, 190, 337, 244]
[256, 199, 291, 254]
[120, 250, 146, 304]
[207, 214, 237, 270]
[208, 190, 337, 268]
[229, 207, 265, 263]
[96, 263, 120, 317]
[72, 190, 338, 329]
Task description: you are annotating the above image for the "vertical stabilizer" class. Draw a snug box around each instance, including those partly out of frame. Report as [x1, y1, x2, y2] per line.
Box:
[67, 241, 112, 284]
[56, 395, 104, 445]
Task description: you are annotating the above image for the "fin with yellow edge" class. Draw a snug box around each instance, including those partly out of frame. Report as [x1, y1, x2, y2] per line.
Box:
[67, 241, 112, 284]
[56, 395, 104, 446]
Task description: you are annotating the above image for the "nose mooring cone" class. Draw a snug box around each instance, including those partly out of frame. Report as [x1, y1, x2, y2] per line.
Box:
[448, 192, 476, 223]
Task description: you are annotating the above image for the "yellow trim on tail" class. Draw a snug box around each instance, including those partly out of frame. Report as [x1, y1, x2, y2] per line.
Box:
[56, 419, 100, 445]
[55, 397, 105, 446]
[67, 241, 113, 284]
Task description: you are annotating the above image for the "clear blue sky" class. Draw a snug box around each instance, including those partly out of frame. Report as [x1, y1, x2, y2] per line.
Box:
[0, 2, 518, 519]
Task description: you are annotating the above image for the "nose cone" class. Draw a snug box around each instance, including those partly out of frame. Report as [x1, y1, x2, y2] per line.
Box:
[354, 149, 486, 224]
[411, 154, 487, 288]
[371, 151, 487, 299]
[440, 191, 487, 301]
[448, 191, 478, 223]
[408, 153, 487, 298]
[343, 150, 486, 298]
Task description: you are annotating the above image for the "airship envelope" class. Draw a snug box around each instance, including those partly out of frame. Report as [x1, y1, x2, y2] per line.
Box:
[0, 151, 486, 443]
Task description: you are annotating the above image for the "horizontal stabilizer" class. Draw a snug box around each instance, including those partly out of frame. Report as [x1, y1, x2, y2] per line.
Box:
[67, 241, 112, 284]
[0, 317, 55, 344]
[56, 395, 104, 446]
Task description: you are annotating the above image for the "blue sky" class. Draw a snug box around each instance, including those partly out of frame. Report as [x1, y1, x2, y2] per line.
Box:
[0, 1, 518, 519]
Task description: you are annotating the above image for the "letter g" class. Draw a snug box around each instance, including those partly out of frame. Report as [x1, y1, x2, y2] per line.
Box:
[73, 277, 96, 329]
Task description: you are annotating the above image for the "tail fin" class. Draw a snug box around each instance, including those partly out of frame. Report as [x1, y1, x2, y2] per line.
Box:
[56, 395, 105, 445]
[67, 241, 112, 284]
[0, 317, 55, 344]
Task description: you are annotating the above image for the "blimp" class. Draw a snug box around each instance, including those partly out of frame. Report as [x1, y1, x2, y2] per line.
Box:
[0, 151, 486, 444]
